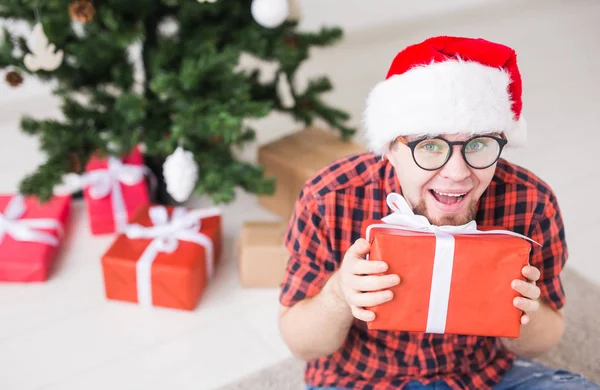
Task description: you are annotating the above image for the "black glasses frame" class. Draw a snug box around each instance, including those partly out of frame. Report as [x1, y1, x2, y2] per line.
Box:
[398, 135, 508, 171]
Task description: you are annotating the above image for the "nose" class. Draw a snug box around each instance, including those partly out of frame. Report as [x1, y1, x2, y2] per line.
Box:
[438, 146, 471, 181]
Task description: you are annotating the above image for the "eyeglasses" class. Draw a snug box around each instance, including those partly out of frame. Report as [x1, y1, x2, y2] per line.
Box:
[395, 135, 508, 171]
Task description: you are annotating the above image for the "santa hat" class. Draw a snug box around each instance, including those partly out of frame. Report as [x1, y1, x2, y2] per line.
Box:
[363, 36, 527, 154]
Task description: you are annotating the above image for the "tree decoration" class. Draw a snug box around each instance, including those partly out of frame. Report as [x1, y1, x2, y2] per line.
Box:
[5, 70, 23, 87]
[69, 0, 96, 24]
[163, 146, 199, 203]
[23, 23, 64, 72]
[251, 0, 289, 29]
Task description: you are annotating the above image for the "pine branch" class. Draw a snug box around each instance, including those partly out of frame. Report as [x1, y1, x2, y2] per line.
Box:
[295, 26, 344, 47]
[194, 152, 275, 204]
[0, 27, 19, 68]
[19, 155, 70, 202]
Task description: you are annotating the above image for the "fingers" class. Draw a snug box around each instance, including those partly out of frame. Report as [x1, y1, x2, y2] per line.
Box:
[522, 265, 541, 282]
[351, 273, 401, 292]
[511, 279, 541, 300]
[348, 290, 394, 322]
[347, 290, 394, 308]
[514, 296, 540, 313]
[346, 238, 371, 259]
[352, 259, 388, 275]
[342, 239, 400, 323]
[513, 266, 542, 328]
[351, 306, 376, 322]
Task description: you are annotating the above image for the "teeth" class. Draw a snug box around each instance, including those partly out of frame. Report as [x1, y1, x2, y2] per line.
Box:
[433, 190, 466, 197]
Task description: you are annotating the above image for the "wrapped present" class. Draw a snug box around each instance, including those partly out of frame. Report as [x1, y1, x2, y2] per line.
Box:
[54, 147, 151, 235]
[101, 204, 221, 311]
[0, 194, 71, 282]
[258, 127, 365, 220]
[363, 193, 539, 338]
[238, 220, 289, 288]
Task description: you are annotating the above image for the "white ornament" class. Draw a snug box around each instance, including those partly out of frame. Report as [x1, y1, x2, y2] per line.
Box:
[23, 23, 64, 72]
[251, 0, 289, 29]
[277, 72, 295, 108]
[163, 146, 199, 203]
[197, 0, 217, 3]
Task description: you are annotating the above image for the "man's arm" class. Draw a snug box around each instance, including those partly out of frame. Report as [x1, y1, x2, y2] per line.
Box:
[279, 271, 354, 361]
[501, 264, 565, 358]
[501, 190, 568, 358]
[279, 239, 400, 361]
[501, 301, 564, 358]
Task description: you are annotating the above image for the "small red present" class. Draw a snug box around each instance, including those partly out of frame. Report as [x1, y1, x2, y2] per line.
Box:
[0, 194, 71, 282]
[101, 204, 222, 311]
[363, 193, 539, 338]
[54, 147, 151, 235]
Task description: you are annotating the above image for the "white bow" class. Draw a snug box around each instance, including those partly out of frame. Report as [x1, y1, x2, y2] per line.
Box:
[54, 156, 153, 232]
[369, 192, 540, 246]
[54, 156, 146, 199]
[124, 206, 220, 255]
[0, 195, 62, 246]
[123, 205, 221, 307]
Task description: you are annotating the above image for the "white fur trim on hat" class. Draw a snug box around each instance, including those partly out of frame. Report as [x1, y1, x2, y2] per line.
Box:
[362, 59, 527, 154]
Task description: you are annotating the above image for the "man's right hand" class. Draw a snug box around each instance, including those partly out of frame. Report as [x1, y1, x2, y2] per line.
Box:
[332, 238, 401, 322]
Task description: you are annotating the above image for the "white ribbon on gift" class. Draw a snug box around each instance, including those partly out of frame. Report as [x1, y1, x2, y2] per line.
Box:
[54, 156, 152, 232]
[365, 192, 541, 334]
[0, 195, 63, 246]
[123, 205, 221, 307]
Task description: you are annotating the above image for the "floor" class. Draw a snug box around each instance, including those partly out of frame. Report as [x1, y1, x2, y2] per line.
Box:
[0, 0, 599, 389]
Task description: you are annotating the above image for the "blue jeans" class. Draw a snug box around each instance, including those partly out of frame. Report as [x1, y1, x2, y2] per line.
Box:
[306, 358, 600, 389]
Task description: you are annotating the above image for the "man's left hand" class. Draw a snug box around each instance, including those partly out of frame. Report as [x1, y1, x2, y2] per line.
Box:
[511, 265, 541, 325]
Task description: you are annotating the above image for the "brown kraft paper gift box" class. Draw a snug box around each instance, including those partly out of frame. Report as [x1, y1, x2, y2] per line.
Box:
[258, 127, 365, 220]
[238, 220, 289, 288]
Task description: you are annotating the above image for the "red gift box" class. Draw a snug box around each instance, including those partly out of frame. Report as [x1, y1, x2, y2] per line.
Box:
[83, 147, 150, 235]
[363, 193, 538, 338]
[53, 147, 151, 236]
[0, 194, 71, 282]
[101, 204, 222, 311]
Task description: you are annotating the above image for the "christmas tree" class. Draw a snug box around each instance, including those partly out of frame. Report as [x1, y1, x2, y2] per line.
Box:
[0, 0, 354, 205]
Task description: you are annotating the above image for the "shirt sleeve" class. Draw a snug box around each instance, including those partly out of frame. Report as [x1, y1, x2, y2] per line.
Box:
[279, 189, 337, 307]
[528, 193, 568, 311]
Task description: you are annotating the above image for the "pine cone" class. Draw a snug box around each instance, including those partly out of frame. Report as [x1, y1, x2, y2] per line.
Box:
[69, 0, 95, 23]
[5, 71, 23, 87]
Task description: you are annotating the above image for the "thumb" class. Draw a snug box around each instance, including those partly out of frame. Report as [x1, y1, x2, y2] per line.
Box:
[347, 238, 371, 259]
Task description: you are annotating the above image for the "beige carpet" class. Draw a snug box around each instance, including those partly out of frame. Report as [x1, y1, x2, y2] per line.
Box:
[219, 268, 600, 389]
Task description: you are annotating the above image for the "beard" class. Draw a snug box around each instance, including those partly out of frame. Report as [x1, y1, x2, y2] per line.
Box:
[412, 198, 478, 226]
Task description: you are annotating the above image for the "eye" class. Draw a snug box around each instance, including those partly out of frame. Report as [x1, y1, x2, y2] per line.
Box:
[466, 140, 486, 152]
[419, 141, 443, 152]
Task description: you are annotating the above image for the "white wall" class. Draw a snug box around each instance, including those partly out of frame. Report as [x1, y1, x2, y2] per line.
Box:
[296, 0, 512, 32]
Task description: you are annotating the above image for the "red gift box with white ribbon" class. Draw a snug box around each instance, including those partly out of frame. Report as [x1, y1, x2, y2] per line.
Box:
[363, 193, 539, 338]
[0, 194, 71, 282]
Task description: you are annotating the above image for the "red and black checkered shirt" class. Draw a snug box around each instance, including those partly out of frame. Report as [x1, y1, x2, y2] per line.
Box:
[279, 153, 567, 390]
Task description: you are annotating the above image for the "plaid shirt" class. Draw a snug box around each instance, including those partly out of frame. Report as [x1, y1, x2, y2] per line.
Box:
[279, 153, 567, 390]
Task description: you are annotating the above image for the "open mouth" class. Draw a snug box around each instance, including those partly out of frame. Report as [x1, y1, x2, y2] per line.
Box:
[429, 189, 468, 206]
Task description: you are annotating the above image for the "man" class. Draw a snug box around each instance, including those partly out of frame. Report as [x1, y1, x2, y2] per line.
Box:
[277, 36, 600, 390]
